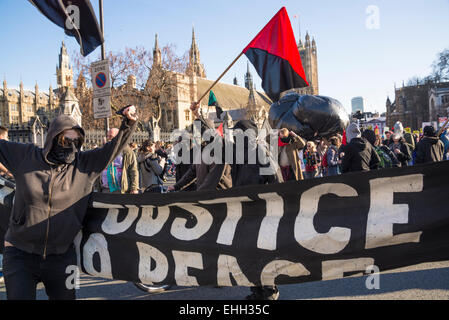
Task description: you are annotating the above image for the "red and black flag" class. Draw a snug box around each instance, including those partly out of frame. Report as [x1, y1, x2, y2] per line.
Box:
[243, 7, 308, 102]
[28, 0, 104, 56]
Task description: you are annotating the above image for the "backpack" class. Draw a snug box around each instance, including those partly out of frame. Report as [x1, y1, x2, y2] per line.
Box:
[374, 146, 393, 168]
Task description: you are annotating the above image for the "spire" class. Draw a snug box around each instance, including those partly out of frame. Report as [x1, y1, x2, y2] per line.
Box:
[187, 25, 206, 78]
[153, 33, 161, 67]
[305, 31, 310, 47]
[245, 61, 253, 90]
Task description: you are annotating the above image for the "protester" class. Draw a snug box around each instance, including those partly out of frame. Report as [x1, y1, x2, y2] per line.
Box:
[0, 125, 10, 285]
[383, 130, 392, 146]
[138, 140, 166, 193]
[415, 125, 445, 164]
[340, 123, 380, 173]
[227, 120, 280, 300]
[326, 136, 340, 176]
[303, 141, 321, 179]
[316, 139, 328, 177]
[172, 135, 196, 191]
[0, 106, 137, 300]
[155, 141, 169, 182]
[0, 126, 13, 180]
[278, 128, 306, 182]
[100, 128, 139, 194]
[388, 131, 411, 167]
[362, 129, 399, 169]
[403, 131, 416, 165]
[438, 128, 449, 160]
[168, 102, 232, 192]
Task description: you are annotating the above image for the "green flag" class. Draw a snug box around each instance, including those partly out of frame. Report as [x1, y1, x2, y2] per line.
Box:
[208, 90, 223, 119]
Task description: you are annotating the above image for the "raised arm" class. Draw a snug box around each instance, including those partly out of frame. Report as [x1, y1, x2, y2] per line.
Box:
[78, 106, 138, 177]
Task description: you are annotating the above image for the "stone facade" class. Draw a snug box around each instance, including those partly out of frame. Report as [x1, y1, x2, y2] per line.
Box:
[386, 82, 449, 130]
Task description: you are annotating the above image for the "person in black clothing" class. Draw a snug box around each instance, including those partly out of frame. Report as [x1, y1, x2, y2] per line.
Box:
[388, 132, 411, 167]
[415, 125, 445, 164]
[341, 123, 380, 173]
[0, 106, 137, 300]
[229, 120, 280, 300]
[362, 129, 400, 168]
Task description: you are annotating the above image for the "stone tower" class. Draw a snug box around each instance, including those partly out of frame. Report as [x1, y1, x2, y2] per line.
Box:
[187, 26, 206, 78]
[297, 31, 319, 95]
[56, 41, 74, 89]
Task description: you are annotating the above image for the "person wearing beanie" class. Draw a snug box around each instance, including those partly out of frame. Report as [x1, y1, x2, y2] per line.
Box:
[415, 125, 444, 164]
[340, 123, 380, 173]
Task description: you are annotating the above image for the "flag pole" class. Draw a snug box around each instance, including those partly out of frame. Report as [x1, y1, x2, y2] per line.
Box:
[99, 0, 109, 135]
[196, 52, 244, 117]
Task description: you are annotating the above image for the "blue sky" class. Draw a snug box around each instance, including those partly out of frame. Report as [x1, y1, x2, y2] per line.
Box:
[1, 0, 449, 114]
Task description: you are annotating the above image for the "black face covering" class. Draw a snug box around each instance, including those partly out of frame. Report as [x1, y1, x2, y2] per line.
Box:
[280, 136, 292, 144]
[47, 139, 79, 165]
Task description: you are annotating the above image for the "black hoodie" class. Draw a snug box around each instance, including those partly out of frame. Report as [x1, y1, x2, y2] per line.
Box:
[0, 115, 136, 257]
[415, 136, 444, 164]
[341, 137, 380, 173]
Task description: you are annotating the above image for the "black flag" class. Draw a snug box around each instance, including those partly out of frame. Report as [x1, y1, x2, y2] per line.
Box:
[28, 0, 104, 56]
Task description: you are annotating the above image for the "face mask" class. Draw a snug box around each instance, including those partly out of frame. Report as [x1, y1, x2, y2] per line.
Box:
[280, 136, 292, 144]
[48, 141, 78, 165]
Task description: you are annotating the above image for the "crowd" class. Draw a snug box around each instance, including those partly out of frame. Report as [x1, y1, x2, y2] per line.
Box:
[0, 100, 448, 301]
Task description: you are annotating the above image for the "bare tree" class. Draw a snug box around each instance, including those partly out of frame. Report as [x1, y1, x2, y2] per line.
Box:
[432, 49, 449, 82]
[72, 44, 187, 131]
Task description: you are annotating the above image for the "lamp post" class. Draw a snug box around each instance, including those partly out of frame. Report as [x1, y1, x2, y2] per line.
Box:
[99, 0, 109, 134]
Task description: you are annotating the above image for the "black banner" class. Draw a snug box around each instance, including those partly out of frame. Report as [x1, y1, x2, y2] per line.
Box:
[1, 161, 449, 287]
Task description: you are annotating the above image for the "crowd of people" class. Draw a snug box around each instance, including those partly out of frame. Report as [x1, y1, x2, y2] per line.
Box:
[0, 100, 448, 300]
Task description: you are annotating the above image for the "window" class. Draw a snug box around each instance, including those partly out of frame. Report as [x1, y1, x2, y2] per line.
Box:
[26, 105, 33, 113]
[185, 109, 190, 121]
[442, 95, 449, 104]
[10, 104, 18, 112]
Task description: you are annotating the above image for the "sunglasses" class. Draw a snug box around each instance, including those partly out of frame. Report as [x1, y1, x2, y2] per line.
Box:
[58, 135, 82, 148]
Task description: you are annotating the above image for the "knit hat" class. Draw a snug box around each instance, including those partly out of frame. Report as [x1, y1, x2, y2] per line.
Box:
[346, 122, 361, 142]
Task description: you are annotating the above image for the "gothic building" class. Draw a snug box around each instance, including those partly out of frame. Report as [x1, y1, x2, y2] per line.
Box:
[296, 32, 319, 96]
[386, 81, 449, 130]
[0, 42, 82, 145]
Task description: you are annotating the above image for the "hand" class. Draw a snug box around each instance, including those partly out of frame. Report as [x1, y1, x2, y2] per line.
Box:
[394, 149, 401, 154]
[130, 190, 139, 194]
[167, 186, 175, 192]
[123, 105, 138, 122]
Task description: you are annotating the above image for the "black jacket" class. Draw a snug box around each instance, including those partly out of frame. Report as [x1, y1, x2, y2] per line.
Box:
[0, 115, 136, 257]
[415, 136, 444, 164]
[341, 137, 380, 173]
[388, 140, 411, 167]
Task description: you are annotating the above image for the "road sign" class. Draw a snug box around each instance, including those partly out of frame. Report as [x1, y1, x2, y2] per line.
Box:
[91, 59, 111, 97]
[90, 59, 111, 119]
[93, 96, 111, 119]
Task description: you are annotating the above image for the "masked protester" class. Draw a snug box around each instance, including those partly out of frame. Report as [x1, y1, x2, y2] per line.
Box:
[0, 106, 137, 300]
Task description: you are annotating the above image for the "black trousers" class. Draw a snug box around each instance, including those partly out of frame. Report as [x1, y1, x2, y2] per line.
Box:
[2, 245, 77, 300]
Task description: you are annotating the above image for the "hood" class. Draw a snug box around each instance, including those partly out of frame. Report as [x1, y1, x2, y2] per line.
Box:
[350, 137, 368, 151]
[43, 115, 85, 164]
[361, 129, 376, 145]
[424, 136, 440, 145]
[346, 123, 361, 143]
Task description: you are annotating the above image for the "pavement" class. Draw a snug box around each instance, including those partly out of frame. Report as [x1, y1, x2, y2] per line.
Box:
[1, 260, 448, 300]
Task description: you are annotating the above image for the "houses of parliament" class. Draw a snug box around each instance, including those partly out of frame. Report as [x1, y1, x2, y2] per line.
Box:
[0, 28, 319, 144]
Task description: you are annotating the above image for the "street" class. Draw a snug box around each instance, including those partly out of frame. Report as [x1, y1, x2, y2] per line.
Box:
[2, 260, 448, 300]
